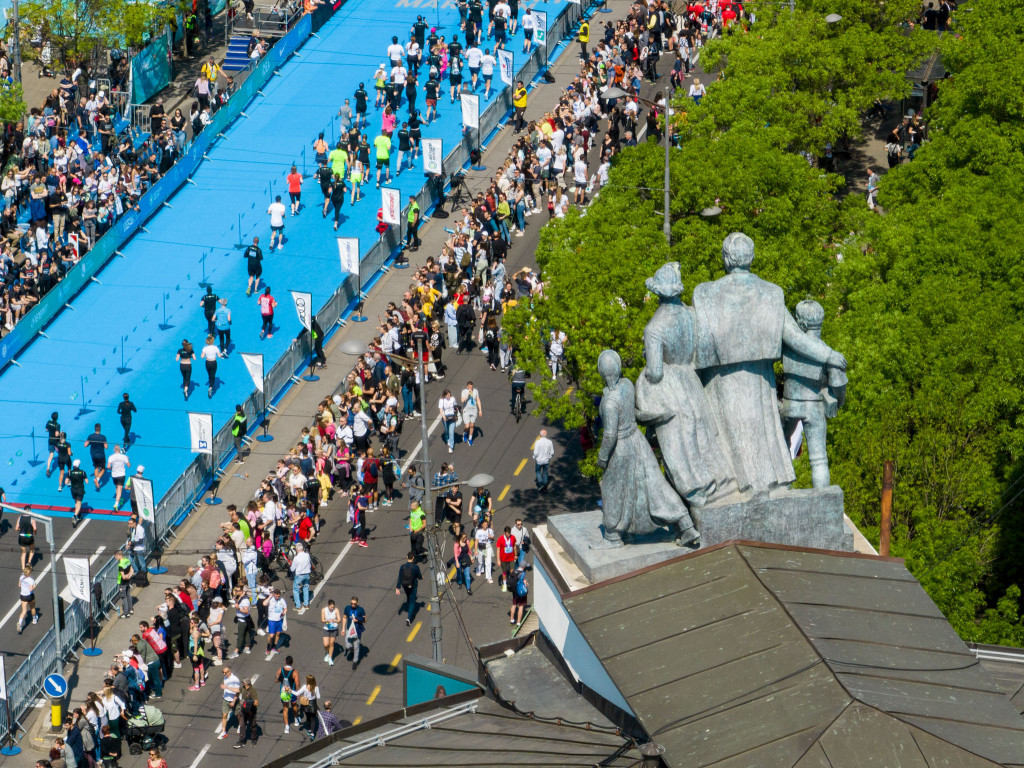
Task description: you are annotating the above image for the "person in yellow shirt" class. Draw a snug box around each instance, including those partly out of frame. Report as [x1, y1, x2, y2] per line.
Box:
[513, 80, 527, 132]
[578, 20, 589, 58]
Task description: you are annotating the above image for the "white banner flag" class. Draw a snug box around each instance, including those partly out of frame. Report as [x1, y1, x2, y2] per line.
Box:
[290, 290, 312, 331]
[337, 237, 360, 275]
[461, 92, 480, 129]
[241, 353, 265, 394]
[497, 48, 514, 87]
[64, 557, 91, 602]
[0, 655, 7, 702]
[534, 10, 547, 45]
[422, 138, 443, 175]
[134, 477, 155, 523]
[188, 412, 213, 455]
[381, 187, 401, 225]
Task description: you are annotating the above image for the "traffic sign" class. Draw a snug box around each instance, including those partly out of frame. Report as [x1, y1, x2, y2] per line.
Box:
[43, 674, 67, 699]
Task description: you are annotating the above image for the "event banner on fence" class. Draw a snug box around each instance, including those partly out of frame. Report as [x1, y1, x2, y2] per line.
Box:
[337, 237, 360, 275]
[241, 353, 265, 393]
[461, 93, 480, 129]
[135, 477, 156, 523]
[291, 291, 313, 331]
[188, 412, 213, 455]
[497, 49, 514, 86]
[534, 11, 547, 45]
[381, 188, 401, 224]
[422, 139, 443, 175]
[64, 558, 91, 602]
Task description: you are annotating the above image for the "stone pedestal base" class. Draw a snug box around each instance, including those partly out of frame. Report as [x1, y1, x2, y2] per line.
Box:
[547, 486, 852, 584]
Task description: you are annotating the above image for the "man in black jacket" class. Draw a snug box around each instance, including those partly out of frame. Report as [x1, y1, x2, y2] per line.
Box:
[395, 552, 422, 626]
[455, 301, 475, 354]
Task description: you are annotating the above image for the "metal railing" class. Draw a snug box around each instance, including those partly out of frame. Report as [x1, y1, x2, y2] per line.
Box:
[0, 0, 596, 746]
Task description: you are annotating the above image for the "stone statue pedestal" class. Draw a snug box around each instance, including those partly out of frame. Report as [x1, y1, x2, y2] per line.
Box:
[547, 486, 853, 584]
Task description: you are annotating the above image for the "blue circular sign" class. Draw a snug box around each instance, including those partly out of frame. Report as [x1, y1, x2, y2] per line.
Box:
[43, 674, 68, 698]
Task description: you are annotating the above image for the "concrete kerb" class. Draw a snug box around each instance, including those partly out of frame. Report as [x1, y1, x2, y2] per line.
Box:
[26, 0, 635, 751]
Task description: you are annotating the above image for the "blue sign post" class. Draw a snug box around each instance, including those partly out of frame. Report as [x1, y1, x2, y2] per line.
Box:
[43, 674, 68, 730]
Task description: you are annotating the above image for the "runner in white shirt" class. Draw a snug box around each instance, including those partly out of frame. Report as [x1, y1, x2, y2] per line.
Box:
[267, 195, 287, 251]
[480, 50, 497, 99]
[17, 566, 39, 634]
[106, 444, 131, 510]
[466, 46, 483, 92]
[387, 38, 405, 67]
[391, 64, 408, 85]
[521, 10, 537, 53]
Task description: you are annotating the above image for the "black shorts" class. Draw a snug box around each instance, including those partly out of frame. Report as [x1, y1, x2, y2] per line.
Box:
[20, 593, 35, 603]
[289, 191, 300, 203]
[320, 184, 330, 196]
[92, 456, 105, 469]
[71, 490, 84, 501]
[57, 457, 71, 469]
[48, 441, 59, 452]
[450, 74, 462, 85]
[248, 264, 262, 277]
[113, 476, 125, 487]
[376, 159, 388, 169]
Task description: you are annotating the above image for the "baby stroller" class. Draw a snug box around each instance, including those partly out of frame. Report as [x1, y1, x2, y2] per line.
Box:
[125, 705, 166, 754]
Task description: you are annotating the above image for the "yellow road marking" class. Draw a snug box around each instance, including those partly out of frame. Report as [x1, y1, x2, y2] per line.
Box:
[407, 621, 422, 642]
[427, 602, 432, 611]
[514, 458, 528, 476]
[498, 484, 511, 501]
[366, 685, 381, 706]
[390, 653, 403, 671]
[353, 716, 362, 725]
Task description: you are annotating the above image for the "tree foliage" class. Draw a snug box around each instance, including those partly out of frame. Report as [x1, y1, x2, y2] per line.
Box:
[511, 0, 1024, 644]
[18, 0, 177, 68]
[696, 3, 930, 156]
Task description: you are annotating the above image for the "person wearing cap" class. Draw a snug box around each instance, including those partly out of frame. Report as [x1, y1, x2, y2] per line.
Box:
[68, 458, 88, 527]
[116, 548, 134, 618]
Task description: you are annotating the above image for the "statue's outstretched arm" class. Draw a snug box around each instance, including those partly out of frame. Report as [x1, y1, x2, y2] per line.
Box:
[782, 314, 847, 369]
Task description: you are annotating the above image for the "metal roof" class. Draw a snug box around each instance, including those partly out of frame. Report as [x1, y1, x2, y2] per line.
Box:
[562, 542, 1024, 768]
[275, 693, 639, 768]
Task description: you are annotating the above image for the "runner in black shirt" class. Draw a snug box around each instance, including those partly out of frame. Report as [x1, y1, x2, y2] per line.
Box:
[55, 432, 73, 491]
[354, 83, 369, 130]
[425, 77, 440, 123]
[117, 393, 137, 447]
[396, 124, 411, 174]
[405, 74, 418, 116]
[448, 36, 463, 64]
[413, 17, 428, 48]
[387, 80, 403, 111]
[409, 111, 422, 158]
[317, 161, 334, 216]
[45, 412, 60, 477]
[243, 237, 264, 295]
[329, 174, 347, 230]
[200, 286, 219, 334]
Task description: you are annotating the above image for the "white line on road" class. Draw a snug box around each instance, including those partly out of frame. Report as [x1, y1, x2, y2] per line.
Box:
[0, 519, 94, 632]
[188, 744, 211, 768]
[313, 540, 353, 600]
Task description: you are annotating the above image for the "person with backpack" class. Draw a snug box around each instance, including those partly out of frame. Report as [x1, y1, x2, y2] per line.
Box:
[379, 446, 398, 507]
[454, 533, 474, 595]
[510, 567, 529, 626]
[275, 656, 299, 734]
[342, 596, 367, 668]
[395, 551, 423, 626]
[234, 679, 259, 748]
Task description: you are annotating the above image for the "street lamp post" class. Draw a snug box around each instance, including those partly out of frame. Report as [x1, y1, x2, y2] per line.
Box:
[10, 0, 21, 84]
[603, 85, 674, 247]
[339, 338, 494, 663]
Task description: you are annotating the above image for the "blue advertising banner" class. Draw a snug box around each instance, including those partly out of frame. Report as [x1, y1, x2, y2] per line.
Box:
[131, 34, 171, 104]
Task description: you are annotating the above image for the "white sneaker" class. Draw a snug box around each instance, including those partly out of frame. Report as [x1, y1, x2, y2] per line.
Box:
[228, 651, 239, 659]
[213, 658, 223, 666]
[284, 726, 290, 734]
[324, 654, 330, 663]
[515, 231, 525, 237]
[173, 662, 183, 668]
[257, 629, 267, 636]
[217, 733, 228, 740]
[328, 657, 334, 666]
[243, 647, 252, 654]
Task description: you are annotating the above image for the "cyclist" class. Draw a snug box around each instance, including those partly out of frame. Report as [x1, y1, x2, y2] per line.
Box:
[509, 367, 527, 413]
